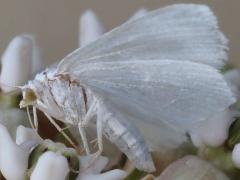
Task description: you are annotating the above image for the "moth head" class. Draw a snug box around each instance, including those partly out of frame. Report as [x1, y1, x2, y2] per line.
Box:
[20, 87, 37, 108]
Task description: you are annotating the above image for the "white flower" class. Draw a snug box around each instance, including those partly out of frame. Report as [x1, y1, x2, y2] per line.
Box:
[29, 140, 127, 180]
[31, 151, 70, 180]
[31, 37, 43, 76]
[189, 70, 238, 149]
[190, 109, 234, 147]
[0, 108, 30, 138]
[78, 169, 127, 180]
[0, 110, 42, 180]
[77, 155, 127, 180]
[16, 125, 42, 145]
[232, 143, 240, 168]
[0, 34, 42, 92]
[0, 124, 40, 180]
[224, 69, 240, 97]
[224, 69, 240, 89]
[157, 155, 229, 180]
[0, 120, 126, 180]
[79, 10, 105, 47]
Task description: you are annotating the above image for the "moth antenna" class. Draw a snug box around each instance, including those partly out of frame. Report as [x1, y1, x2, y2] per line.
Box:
[0, 81, 23, 89]
[0, 81, 23, 95]
[0, 89, 21, 96]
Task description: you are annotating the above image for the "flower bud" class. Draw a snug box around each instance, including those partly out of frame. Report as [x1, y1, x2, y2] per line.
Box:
[79, 10, 105, 47]
[31, 37, 43, 76]
[232, 144, 240, 168]
[1, 35, 33, 92]
[31, 151, 69, 180]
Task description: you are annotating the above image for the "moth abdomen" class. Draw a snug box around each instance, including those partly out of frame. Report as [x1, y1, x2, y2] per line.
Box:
[102, 111, 155, 172]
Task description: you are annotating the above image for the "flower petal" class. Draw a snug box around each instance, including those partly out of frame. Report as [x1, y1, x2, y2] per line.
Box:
[31, 37, 43, 76]
[224, 69, 240, 97]
[0, 124, 29, 180]
[78, 169, 127, 180]
[16, 125, 42, 145]
[79, 155, 108, 174]
[232, 143, 240, 168]
[0, 108, 29, 139]
[31, 151, 69, 180]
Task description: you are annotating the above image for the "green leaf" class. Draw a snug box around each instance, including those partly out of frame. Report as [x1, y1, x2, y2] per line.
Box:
[198, 146, 240, 178]
[62, 150, 80, 180]
[227, 118, 240, 149]
[221, 64, 233, 73]
[124, 168, 147, 180]
[0, 93, 20, 108]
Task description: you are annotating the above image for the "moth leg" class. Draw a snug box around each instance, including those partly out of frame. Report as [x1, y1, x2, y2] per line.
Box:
[90, 138, 98, 148]
[44, 112, 80, 153]
[33, 106, 38, 131]
[87, 100, 103, 156]
[78, 98, 97, 155]
[95, 118, 103, 156]
[94, 99, 104, 156]
[86, 118, 103, 169]
[78, 123, 90, 155]
[82, 99, 98, 127]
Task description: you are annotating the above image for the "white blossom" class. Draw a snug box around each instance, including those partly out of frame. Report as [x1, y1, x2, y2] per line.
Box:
[224, 69, 240, 97]
[0, 35, 33, 92]
[190, 110, 234, 147]
[224, 69, 240, 89]
[31, 151, 70, 180]
[0, 108, 29, 138]
[79, 169, 127, 180]
[79, 10, 105, 47]
[16, 125, 42, 145]
[232, 143, 240, 168]
[31, 37, 43, 76]
[77, 155, 127, 180]
[0, 124, 29, 180]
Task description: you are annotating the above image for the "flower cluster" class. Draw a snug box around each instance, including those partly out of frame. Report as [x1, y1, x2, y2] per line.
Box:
[0, 6, 240, 180]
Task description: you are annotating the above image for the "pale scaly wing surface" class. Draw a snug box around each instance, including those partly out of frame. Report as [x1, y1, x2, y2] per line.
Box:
[57, 4, 227, 74]
[74, 60, 236, 149]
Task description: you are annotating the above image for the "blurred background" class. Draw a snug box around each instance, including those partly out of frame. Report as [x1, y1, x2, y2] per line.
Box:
[0, 0, 239, 67]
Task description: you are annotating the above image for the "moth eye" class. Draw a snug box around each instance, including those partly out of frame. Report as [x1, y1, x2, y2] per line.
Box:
[25, 89, 37, 102]
[20, 88, 37, 108]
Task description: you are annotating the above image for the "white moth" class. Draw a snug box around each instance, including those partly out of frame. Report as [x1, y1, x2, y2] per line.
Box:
[19, 4, 236, 172]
